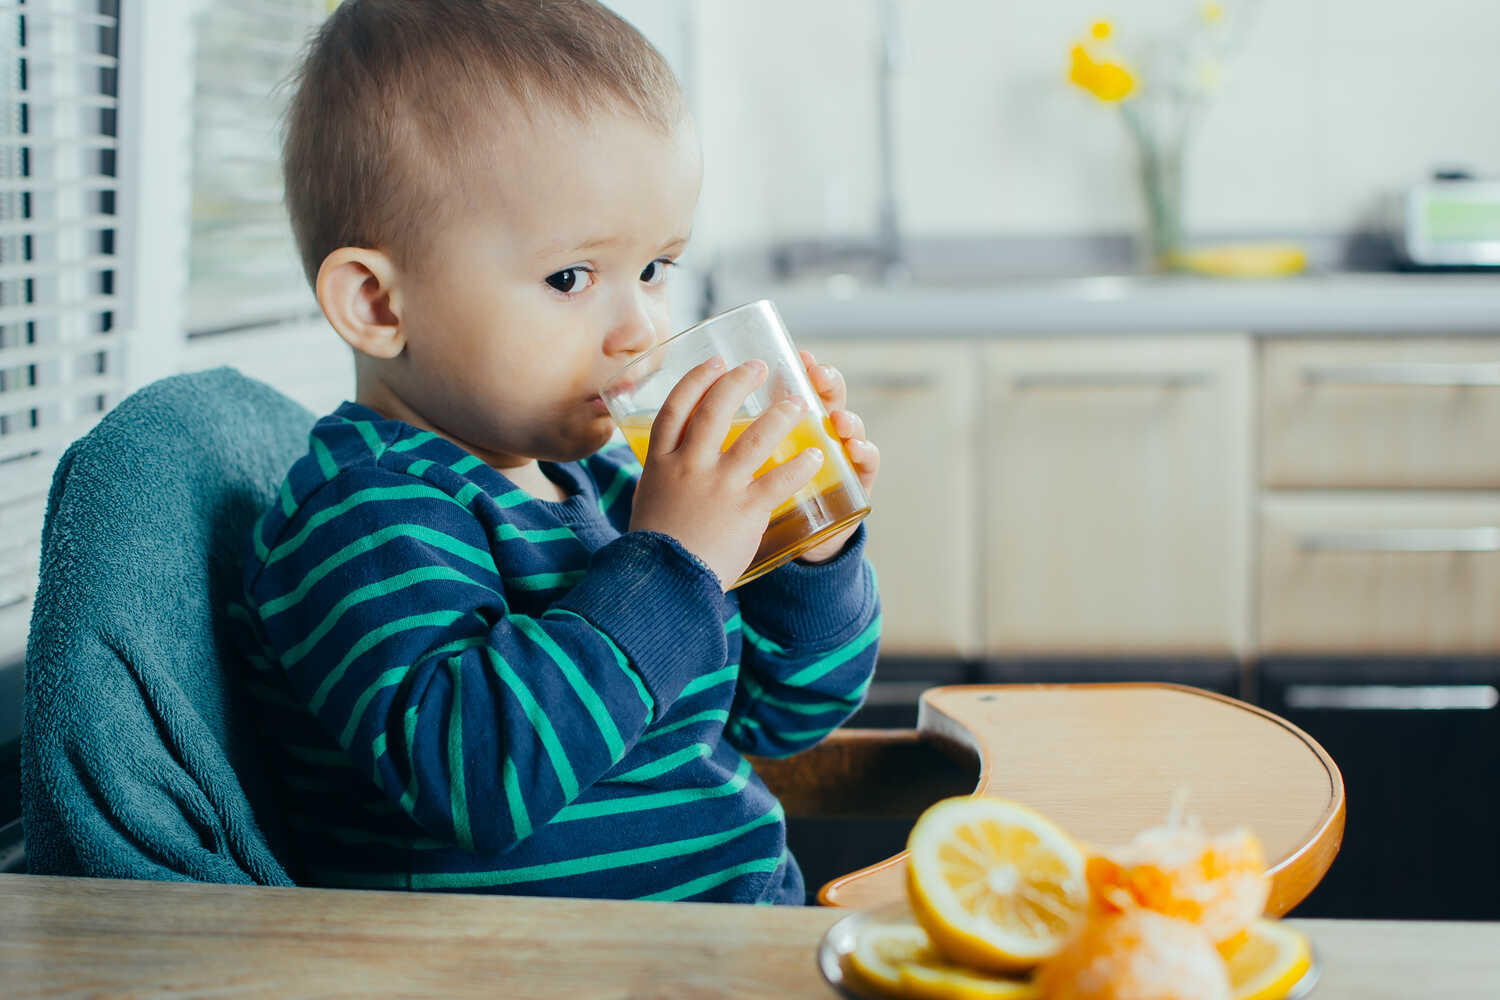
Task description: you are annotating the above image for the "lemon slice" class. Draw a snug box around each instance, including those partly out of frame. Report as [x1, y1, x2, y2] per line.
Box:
[848, 922, 932, 996]
[1225, 920, 1313, 1000]
[905, 797, 1090, 973]
[898, 952, 1039, 999]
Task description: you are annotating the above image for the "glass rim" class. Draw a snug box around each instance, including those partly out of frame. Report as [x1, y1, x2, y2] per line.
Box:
[602, 298, 777, 392]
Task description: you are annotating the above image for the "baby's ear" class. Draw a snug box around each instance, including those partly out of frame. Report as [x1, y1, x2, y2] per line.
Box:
[316, 247, 404, 359]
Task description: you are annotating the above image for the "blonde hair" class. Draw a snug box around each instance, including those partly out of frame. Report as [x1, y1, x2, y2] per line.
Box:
[282, 0, 685, 285]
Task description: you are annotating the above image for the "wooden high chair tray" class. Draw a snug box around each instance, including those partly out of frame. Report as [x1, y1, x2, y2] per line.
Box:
[813, 683, 1345, 914]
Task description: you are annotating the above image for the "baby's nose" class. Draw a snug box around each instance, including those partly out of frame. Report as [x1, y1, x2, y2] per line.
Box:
[605, 300, 658, 357]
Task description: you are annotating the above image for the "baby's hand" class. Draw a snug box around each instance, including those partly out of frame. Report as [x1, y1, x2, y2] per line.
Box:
[629, 357, 825, 590]
[796, 349, 880, 564]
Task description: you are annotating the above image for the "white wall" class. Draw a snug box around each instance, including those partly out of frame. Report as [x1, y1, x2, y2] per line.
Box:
[692, 0, 1500, 249]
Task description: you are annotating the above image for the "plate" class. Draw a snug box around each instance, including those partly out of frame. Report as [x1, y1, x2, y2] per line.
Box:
[816, 901, 915, 1000]
[816, 902, 1322, 999]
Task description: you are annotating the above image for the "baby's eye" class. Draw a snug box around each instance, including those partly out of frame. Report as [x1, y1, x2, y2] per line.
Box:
[545, 267, 594, 295]
[639, 258, 675, 286]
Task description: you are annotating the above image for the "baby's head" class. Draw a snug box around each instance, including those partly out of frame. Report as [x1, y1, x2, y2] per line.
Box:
[283, 0, 701, 468]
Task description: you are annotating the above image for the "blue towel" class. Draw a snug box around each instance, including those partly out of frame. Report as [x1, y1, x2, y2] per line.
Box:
[22, 367, 312, 884]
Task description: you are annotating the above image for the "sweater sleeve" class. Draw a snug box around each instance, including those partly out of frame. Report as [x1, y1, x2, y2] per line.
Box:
[725, 524, 881, 759]
[245, 467, 725, 852]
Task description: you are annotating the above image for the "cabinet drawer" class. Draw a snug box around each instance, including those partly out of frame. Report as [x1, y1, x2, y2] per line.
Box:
[1258, 496, 1500, 654]
[1260, 339, 1500, 488]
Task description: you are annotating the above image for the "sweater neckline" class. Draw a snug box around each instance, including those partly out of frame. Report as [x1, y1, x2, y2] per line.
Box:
[332, 401, 609, 526]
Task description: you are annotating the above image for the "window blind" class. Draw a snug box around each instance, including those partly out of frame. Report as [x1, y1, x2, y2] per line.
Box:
[0, 0, 121, 667]
[186, 0, 324, 337]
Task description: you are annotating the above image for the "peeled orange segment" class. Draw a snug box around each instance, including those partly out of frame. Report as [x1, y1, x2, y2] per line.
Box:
[1035, 908, 1231, 1000]
[897, 952, 1039, 1000]
[1086, 824, 1271, 948]
[905, 797, 1090, 973]
[1225, 920, 1313, 1000]
[848, 922, 933, 996]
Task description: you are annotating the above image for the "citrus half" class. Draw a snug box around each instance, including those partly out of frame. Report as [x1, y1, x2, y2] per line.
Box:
[905, 797, 1090, 973]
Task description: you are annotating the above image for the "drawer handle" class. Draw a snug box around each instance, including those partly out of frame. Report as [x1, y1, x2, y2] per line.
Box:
[1301, 362, 1500, 387]
[850, 373, 936, 392]
[1286, 684, 1499, 711]
[1012, 372, 1213, 390]
[1297, 527, 1500, 553]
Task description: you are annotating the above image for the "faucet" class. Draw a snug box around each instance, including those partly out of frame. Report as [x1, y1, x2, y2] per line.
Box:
[766, 1, 907, 286]
[874, 0, 906, 283]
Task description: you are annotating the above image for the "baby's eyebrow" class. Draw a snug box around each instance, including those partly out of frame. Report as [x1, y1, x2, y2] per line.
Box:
[536, 233, 690, 260]
[537, 236, 621, 259]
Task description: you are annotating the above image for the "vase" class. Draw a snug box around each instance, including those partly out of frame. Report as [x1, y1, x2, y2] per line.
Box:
[1120, 101, 1188, 273]
[1136, 135, 1184, 273]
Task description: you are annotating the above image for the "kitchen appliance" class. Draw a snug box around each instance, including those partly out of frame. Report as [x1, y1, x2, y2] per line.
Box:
[1398, 171, 1500, 268]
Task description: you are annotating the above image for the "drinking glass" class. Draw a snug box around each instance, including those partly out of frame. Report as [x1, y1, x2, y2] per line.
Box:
[599, 300, 871, 587]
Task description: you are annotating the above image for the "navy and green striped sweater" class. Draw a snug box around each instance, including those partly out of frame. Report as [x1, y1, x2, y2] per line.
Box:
[234, 401, 880, 904]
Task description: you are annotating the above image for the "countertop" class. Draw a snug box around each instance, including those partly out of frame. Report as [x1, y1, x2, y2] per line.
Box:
[710, 272, 1500, 339]
[3, 873, 1498, 998]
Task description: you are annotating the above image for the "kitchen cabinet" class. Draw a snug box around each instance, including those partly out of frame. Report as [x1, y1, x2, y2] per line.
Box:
[1258, 338, 1500, 654]
[799, 329, 1500, 660]
[981, 337, 1253, 657]
[800, 340, 982, 657]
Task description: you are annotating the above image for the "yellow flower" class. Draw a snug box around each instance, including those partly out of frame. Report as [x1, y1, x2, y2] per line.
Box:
[1068, 43, 1136, 102]
[1202, 3, 1224, 23]
[1091, 20, 1113, 39]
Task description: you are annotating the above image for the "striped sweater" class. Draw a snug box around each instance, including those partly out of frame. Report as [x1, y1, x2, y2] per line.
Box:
[233, 401, 880, 904]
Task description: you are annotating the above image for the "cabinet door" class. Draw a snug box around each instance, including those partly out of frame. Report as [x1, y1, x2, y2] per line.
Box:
[983, 337, 1252, 657]
[800, 340, 981, 657]
[1259, 495, 1500, 654]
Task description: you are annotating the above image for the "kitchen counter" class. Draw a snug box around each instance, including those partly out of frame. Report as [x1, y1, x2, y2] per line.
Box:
[3, 873, 1498, 998]
[712, 272, 1500, 338]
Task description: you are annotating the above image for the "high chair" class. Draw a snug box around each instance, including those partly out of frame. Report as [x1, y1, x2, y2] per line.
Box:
[22, 368, 310, 883]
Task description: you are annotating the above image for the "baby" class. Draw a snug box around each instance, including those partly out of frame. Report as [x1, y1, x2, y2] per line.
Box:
[235, 0, 881, 904]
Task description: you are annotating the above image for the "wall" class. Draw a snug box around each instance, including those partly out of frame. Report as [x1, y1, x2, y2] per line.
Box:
[691, 0, 1500, 252]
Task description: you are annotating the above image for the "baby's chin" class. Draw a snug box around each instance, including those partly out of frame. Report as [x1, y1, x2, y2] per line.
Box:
[547, 419, 619, 463]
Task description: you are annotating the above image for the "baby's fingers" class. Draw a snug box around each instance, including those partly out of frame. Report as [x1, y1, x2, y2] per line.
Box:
[828, 408, 866, 444]
[846, 438, 880, 491]
[801, 349, 847, 411]
[748, 447, 823, 511]
[723, 397, 805, 476]
[649, 357, 727, 456]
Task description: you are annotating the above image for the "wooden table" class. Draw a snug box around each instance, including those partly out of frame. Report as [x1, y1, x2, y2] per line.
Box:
[2, 874, 1498, 998]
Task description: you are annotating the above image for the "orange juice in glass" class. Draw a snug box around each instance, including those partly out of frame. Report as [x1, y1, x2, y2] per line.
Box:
[600, 300, 870, 586]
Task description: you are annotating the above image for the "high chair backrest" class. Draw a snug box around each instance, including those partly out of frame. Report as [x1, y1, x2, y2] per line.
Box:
[21, 367, 312, 884]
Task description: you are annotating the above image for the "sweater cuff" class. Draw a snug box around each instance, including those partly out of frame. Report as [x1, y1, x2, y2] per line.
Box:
[553, 531, 727, 713]
[736, 522, 875, 648]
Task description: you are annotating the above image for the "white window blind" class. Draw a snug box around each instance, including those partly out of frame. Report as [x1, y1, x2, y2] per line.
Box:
[0, 0, 121, 668]
[186, 0, 323, 337]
